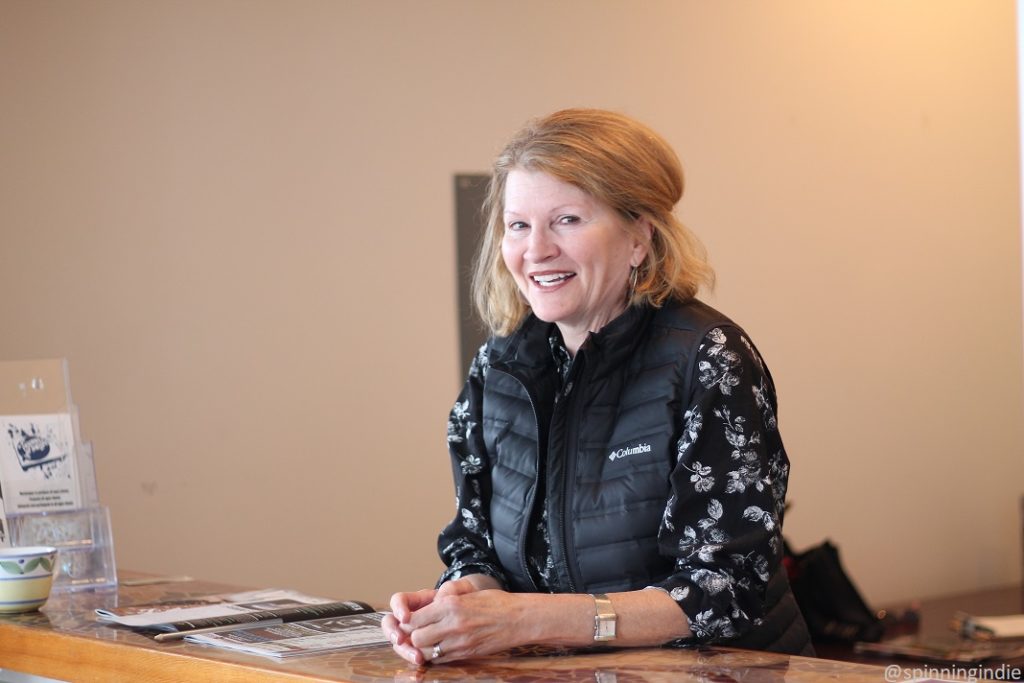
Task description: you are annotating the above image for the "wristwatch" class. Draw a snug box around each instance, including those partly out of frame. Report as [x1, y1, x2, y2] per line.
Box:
[591, 593, 617, 642]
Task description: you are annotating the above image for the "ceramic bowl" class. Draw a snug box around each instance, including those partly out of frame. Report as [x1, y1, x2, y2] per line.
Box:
[0, 546, 58, 613]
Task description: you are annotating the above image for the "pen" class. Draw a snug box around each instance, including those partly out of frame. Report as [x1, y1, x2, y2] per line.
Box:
[154, 618, 284, 642]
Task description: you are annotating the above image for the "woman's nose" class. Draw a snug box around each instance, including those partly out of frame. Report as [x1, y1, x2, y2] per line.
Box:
[524, 226, 558, 262]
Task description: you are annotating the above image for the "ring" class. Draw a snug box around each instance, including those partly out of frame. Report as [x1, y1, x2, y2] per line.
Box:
[432, 643, 443, 660]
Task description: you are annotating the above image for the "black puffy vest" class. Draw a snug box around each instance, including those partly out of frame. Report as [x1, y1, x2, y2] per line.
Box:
[480, 298, 813, 656]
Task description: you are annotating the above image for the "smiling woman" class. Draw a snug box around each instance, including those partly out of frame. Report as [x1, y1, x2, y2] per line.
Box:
[473, 109, 714, 341]
[499, 169, 649, 354]
[381, 109, 813, 664]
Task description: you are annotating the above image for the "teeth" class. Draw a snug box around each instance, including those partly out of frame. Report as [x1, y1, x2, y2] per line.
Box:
[532, 273, 573, 286]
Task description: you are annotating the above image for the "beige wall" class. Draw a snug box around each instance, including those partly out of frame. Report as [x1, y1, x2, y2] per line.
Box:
[0, 0, 1020, 608]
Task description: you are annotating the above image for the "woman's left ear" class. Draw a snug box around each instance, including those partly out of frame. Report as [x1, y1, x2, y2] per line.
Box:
[631, 216, 654, 267]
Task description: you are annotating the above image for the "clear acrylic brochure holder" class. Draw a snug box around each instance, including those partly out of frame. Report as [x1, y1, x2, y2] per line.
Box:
[7, 506, 117, 592]
[0, 359, 117, 592]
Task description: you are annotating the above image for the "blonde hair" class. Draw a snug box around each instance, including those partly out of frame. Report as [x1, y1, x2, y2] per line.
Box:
[473, 108, 715, 336]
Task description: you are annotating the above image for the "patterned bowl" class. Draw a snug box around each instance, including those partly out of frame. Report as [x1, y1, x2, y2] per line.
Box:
[0, 546, 58, 613]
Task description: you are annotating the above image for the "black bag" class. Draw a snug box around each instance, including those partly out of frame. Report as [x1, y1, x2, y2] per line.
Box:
[784, 540, 885, 643]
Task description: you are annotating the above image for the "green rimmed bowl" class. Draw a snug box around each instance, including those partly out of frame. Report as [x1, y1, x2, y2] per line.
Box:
[0, 546, 58, 613]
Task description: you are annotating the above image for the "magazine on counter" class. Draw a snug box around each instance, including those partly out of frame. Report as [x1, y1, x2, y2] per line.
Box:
[95, 588, 373, 633]
[185, 612, 389, 658]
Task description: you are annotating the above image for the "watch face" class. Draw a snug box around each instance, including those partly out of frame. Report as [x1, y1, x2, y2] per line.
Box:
[595, 617, 616, 640]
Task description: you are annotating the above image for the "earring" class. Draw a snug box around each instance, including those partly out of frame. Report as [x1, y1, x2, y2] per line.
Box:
[628, 266, 639, 300]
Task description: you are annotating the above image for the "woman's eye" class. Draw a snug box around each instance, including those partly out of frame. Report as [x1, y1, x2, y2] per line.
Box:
[507, 221, 529, 231]
[558, 215, 581, 225]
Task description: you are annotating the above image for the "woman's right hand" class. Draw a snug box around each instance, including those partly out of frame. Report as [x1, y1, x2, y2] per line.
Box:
[382, 588, 437, 662]
[382, 576, 498, 665]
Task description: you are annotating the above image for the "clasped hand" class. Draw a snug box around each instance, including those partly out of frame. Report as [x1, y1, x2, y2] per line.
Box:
[382, 575, 521, 665]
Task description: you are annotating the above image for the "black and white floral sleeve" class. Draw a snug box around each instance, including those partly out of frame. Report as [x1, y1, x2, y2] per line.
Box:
[650, 326, 790, 644]
[436, 343, 509, 589]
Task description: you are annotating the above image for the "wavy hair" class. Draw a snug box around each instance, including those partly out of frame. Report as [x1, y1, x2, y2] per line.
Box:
[473, 108, 715, 336]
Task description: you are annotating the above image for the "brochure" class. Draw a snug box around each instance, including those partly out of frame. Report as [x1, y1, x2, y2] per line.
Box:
[0, 412, 82, 514]
[95, 589, 372, 632]
[185, 612, 389, 658]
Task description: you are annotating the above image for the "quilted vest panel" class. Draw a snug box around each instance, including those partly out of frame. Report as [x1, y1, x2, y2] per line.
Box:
[484, 300, 728, 593]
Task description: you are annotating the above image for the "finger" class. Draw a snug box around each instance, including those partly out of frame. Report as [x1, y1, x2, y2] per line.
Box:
[408, 621, 448, 650]
[390, 589, 438, 622]
[393, 641, 423, 666]
[435, 579, 469, 599]
[420, 641, 448, 664]
[406, 605, 442, 632]
[389, 592, 414, 622]
[381, 614, 407, 646]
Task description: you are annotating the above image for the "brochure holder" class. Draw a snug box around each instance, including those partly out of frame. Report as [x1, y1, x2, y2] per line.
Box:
[7, 506, 117, 592]
[0, 359, 117, 591]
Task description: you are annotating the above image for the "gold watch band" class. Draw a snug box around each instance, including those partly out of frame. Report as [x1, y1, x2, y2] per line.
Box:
[592, 593, 617, 642]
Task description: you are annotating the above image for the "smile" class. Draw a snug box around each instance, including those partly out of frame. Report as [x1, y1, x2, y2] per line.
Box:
[531, 273, 575, 288]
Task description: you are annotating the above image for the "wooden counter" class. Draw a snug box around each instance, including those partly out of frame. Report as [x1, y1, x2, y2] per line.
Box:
[0, 573, 892, 683]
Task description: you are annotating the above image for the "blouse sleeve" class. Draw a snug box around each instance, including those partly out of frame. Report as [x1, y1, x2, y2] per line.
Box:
[436, 344, 510, 589]
[649, 326, 791, 644]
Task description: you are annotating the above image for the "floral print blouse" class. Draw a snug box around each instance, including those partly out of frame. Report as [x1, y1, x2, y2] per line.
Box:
[438, 323, 790, 644]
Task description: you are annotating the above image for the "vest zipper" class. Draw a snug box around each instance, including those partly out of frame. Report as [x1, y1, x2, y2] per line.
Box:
[558, 352, 586, 593]
[490, 367, 541, 593]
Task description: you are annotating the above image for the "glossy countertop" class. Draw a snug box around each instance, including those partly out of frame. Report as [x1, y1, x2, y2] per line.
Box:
[0, 572, 893, 683]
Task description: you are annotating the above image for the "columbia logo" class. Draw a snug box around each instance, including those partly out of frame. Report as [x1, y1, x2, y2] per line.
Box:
[608, 443, 652, 461]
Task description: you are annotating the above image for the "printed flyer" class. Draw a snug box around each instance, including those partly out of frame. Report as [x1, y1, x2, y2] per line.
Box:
[0, 413, 82, 516]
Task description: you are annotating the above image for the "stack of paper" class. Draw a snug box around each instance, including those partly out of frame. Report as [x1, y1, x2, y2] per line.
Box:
[96, 588, 388, 659]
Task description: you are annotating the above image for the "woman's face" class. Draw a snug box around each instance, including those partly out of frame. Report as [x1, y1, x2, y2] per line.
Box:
[501, 169, 650, 349]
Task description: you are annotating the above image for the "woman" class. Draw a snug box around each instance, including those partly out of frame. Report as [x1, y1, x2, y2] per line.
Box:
[382, 109, 812, 664]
